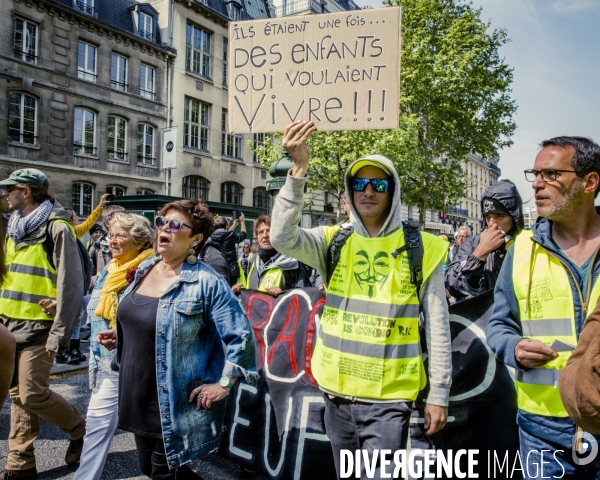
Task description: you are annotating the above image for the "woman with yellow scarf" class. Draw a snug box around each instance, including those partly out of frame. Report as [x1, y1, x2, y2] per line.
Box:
[73, 213, 154, 480]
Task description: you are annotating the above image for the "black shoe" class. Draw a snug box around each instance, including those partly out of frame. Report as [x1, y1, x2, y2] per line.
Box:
[65, 437, 84, 465]
[67, 348, 86, 362]
[0, 467, 38, 479]
[55, 353, 80, 365]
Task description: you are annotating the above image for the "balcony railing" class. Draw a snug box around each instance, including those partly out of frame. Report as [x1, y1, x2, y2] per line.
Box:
[449, 207, 469, 217]
[139, 29, 152, 40]
[111, 80, 128, 91]
[77, 69, 98, 82]
[76, 0, 94, 15]
[137, 155, 155, 166]
[108, 150, 128, 162]
[74, 144, 97, 155]
[13, 49, 38, 63]
[9, 132, 38, 145]
[140, 89, 155, 100]
[275, 0, 326, 16]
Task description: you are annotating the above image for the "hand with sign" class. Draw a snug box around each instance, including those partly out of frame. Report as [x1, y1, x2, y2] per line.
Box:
[283, 121, 317, 178]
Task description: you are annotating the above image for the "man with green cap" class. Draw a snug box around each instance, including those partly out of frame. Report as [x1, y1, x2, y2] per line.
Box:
[270, 122, 452, 479]
[0, 169, 86, 480]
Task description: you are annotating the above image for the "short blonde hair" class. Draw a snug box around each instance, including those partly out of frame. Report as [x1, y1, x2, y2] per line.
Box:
[109, 213, 154, 250]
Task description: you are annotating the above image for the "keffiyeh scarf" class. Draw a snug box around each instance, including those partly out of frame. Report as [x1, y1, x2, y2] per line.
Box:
[7, 199, 54, 244]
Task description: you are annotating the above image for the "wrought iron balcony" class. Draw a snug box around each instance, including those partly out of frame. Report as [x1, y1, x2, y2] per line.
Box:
[275, 0, 326, 16]
[449, 207, 469, 217]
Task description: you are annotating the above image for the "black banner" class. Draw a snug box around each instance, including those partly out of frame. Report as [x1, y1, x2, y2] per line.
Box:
[220, 288, 519, 479]
[410, 291, 519, 479]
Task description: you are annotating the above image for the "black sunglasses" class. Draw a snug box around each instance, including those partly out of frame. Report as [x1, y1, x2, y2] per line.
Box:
[352, 178, 390, 193]
[155, 216, 192, 233]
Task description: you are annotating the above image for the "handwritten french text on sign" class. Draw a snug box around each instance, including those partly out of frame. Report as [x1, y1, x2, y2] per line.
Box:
[228, 8, 401, 133]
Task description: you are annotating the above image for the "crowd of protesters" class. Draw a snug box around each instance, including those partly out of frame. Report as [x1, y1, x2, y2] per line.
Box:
[1, 132, 600, 480]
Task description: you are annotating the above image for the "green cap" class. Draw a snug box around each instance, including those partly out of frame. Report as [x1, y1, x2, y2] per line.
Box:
[0, 168, 48, 189]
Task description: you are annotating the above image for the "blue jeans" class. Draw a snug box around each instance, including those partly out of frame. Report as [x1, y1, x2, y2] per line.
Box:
[323, 395, 411, 480]
[520, 426, 600, 479]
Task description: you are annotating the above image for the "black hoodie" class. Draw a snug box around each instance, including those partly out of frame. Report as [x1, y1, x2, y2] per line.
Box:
[445, 180, 523, 301]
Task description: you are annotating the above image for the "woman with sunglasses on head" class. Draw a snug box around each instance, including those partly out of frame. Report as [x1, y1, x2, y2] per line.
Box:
[97, 200, 258, 479]
[73, 213, 154, 480]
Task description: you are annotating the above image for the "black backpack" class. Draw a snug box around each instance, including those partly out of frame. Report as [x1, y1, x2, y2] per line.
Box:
[326, 220, 424, 299]
[43, 220, 94, 295]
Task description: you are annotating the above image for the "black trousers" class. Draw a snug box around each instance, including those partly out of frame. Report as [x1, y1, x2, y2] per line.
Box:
[324, 396, 411, 480]
[134, 435, 200, 479]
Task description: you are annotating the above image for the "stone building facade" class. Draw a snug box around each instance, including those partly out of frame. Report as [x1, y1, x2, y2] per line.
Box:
[0, 0, 173, 216]
[153, 0, 274, 222]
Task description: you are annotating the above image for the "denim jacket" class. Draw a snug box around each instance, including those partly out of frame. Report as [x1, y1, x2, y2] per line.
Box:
[118, 256, 258, 469]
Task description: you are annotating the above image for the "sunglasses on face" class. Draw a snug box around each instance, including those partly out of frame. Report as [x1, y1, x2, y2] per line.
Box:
[154, 216, 192, 233]
[352, 178, 390, 193]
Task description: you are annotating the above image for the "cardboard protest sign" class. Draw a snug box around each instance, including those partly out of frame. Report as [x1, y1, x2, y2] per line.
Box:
[228, 7, 401, 133]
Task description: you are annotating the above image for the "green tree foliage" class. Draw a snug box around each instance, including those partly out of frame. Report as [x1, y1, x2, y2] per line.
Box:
[255, 0, 516, 225]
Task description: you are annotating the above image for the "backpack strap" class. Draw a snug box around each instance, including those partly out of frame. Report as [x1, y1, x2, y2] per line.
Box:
[392, 220, 424, 300]
[326, 226, 354, 285]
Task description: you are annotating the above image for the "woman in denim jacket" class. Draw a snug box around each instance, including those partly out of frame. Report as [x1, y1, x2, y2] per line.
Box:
[99, 200, 258, 479]
[74, 213, 155, 480]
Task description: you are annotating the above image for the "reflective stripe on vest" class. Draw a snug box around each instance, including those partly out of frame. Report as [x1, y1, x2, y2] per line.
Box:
[0, 239, 57, 321]
[313, 227, 448, 401]
[513, 230, 600, 417]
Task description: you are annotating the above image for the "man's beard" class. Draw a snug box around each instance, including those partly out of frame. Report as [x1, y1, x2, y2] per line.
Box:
[540, 180, 585, 220]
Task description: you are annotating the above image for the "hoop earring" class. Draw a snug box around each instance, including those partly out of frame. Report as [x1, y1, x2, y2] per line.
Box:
[186, 246, 197, 265]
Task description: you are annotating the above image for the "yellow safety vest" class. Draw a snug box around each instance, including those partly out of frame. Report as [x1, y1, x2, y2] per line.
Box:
[313, 227, 448, 400]
[246, 259, 284, 293]
[237, 261, 246, 286]
[513, 230, 600, 417]
[0, 220, 75, 321]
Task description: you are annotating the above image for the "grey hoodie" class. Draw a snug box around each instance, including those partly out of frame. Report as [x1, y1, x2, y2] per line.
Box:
[271, 155, 452, 407]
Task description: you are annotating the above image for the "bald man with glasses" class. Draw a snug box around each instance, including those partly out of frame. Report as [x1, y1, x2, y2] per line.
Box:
[487, 136, 600, 479]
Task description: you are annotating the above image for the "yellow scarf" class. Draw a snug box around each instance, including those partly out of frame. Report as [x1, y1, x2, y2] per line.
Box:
[95, 248, 155, 328]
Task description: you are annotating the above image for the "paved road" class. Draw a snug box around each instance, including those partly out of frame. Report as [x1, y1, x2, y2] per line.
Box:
[0, 368, 267, 480]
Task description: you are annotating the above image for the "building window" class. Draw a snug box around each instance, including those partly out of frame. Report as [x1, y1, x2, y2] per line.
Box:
[74, 108, 96, 155]
[110, 53, 128, 91]
[107, 116, 127, 161]
[227, 3, 242, 21]
[139, 12, 153, 40]
[184, 98, 209, 151]
[182, 176, 209, 201]
[223, 40, 228, 86]
[137, 189, 154, 195]
[221, 110, 242, 158]
[252, 133, 271, 163]
[77, 41, 97, 82]
[72, 182, 94, 216]
[140, 64, 155, 99]
[13, 18, 37, 63]
[137, 123, 155, 165]
[185, 24, 211, 78]
[253, 187, 268, 209]
[75, 0, 94, 15]
[221, 182, 243, 205]
[106, 186, 126, 197]
[8, 93, 37, 145]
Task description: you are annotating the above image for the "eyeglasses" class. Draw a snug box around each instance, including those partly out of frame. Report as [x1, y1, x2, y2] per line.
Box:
[352, 178, 390, 193]
[108, 233, 130, 241]
[155, 215, 192, 233]
[524, 168, 577, 183]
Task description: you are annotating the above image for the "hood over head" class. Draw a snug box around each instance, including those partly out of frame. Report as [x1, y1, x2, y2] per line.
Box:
[344, 155, 402, 237]
[480, 179, 524, 235]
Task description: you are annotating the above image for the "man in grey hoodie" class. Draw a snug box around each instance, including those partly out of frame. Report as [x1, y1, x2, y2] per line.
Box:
[271, 121, 452, 478]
